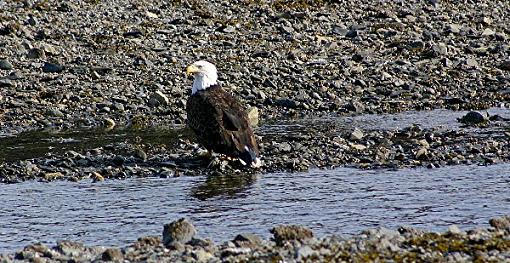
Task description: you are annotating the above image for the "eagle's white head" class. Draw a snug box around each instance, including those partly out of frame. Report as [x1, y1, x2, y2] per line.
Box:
[186, 60, 218, 95]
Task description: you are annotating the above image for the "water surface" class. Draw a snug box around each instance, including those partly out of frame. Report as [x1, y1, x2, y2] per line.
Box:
[1, 163, 509, 253]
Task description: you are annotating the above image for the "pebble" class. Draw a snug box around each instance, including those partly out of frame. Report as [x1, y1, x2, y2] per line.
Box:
[103, 118, 116, 128]
[42, 62, 64, 73]
[27, 48, 45, 59]
[43, 172, 64, 181]
[448, 24, 461, 33]
[0, 59, 13, 70]
[349, 128, 364, 141]
[90, 172, 104, 182]
[465, 58, 479, 68]
[271, 225, 314, 246]
[481, 28, 495, 37]
[148, 91, 169, 107]
[0, 78, 14, 87]
[447, 225, 464, 235]
[295, 245, 315, 260]
[112, 155, 125, 166]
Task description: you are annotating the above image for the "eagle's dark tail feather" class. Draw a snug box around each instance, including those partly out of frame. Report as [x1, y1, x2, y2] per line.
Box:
[239, 146, 261, 168]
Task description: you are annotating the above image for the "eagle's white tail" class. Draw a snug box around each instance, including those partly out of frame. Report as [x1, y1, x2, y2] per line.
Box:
[239, 146, 261, 168]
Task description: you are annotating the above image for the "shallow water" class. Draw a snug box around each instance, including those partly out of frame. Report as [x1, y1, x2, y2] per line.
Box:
[1, 107, 509, 253]
[1, 163, 509, 253]
[1, 107, 508, 163]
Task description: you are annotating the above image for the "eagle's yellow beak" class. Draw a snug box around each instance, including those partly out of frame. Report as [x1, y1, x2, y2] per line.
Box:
[186, 64, 200, 76]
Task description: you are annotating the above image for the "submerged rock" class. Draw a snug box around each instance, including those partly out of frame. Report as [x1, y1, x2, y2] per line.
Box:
[458, 111, 487, 124]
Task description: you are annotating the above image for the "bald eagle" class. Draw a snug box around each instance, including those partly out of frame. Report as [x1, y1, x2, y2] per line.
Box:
[186, 60, 261, 168]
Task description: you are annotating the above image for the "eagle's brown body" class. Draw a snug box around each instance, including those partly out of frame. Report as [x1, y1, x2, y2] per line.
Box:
[186, 84, 260, 165]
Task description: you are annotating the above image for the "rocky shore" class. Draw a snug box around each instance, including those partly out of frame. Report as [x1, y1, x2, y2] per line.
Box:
[1, 1, 509, 261]
[2, 216, 510, 262]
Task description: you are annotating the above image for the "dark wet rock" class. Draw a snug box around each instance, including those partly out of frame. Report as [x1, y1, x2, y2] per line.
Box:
[45, 108, 64, 117]
[444, 97, 468, 105]
[0, 23, 19, 35]
[102, 248, 123, 261]
[458, 111, 487, 124]
[0, 78, 14, 87]
[0, 59, 13, 70]
[500, 60, 510, 71]
[344, 101, 365, 112]
[162, 218, 197, 247]
[123, 30, 144, 38]
[274, 98, 298, 109]
[271, 225, 314, 246]
[8, 71, 23, 80]
[42, 62, 64, 73]
[233, 233, 263, 248]
[134, 148, 148, 161]
[112, 155, 125, 166]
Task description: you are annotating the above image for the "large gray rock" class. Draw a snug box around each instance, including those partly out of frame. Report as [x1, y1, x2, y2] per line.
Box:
[271, 225, 314, 246]
[162, 218, 197, 247]
[489, 215, 510, 230]
[233, 233, 263, 248]
[101, 248, 123, 261]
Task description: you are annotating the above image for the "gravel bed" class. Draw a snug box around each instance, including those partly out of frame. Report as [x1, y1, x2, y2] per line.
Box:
[0, 108, 509, 182]
[0, 0, 509, 133]
[2, 216, 510, 262]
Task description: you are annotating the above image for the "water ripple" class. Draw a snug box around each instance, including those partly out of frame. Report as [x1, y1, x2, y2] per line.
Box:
[1, 164, 510, 253]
